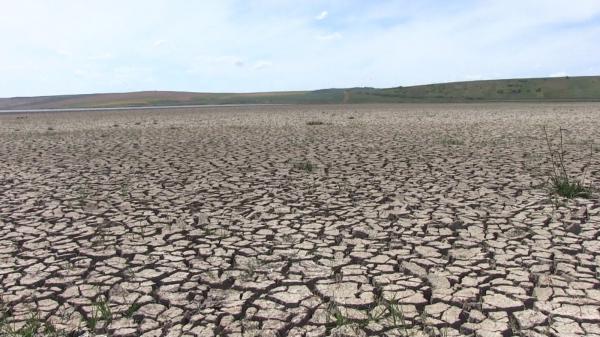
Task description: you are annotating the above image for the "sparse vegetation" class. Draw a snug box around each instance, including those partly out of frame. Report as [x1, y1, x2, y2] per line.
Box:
[326, 302, 351, 328]
[384, 299, 409, 334]
[292, 159, 316, 172]
[0, 308, 63, 337]
[75, 184, 89, 205]
[120, 181, 129, 197]
[325, 296, 410, 335]
[440, 136, 464, 146]
[241, 258, 259, 280]
[87, 296, 112, 332]
[124, 303, 141, 318]
[543, 126, 593, 198]
[8, 313, 42, 337]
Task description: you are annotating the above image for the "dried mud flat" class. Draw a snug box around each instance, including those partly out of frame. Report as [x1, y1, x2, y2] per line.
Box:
[1, 103, 599, 337]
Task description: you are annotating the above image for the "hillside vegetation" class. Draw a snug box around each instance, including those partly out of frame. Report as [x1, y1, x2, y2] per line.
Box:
[1, 76, 599, 110]
[354, 76, 600, 103]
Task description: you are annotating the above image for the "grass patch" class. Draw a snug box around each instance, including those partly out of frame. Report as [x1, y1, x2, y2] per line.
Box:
[440, 136, 464, 146]
[292, 159, 316, 172]
[325, 297, 411, 335]
[5, 313, 42, 337]
[0, 309, 62, 337]
[124, 303, 141, 318]
[326, 302, 351, 327]
[551, 178, 592, 199]
[543, 126, 593, 199]
[87, 296, 112, 332]
[241, 258, 259, 280]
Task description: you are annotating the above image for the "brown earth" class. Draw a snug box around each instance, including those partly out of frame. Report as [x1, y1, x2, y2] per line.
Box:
[1, 104, 599, 336]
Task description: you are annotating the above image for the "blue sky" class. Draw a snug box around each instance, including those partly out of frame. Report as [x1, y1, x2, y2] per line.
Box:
[2, 0, 600, 97]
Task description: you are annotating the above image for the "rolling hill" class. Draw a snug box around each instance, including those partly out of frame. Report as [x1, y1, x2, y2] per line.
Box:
[1, 76, 599, 110]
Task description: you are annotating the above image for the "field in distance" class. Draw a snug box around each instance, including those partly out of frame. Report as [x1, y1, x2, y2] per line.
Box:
[1, 75, 600, 110]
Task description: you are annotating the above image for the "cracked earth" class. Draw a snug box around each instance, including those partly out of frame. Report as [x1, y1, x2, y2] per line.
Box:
[1, 103, 599, 337]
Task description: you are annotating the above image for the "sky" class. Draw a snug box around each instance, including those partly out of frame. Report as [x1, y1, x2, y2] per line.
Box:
[1, 0, 600, 97]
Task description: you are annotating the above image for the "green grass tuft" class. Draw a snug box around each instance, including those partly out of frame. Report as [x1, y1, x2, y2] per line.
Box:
[292, 159, 316, 172]
[86, 296, 113, 332]
[543, 126, 594, 199]
[326, 302, 350, 327]
[550, 176, 592, 199]
[440, 137, 464, 146]
[0, 310, 63, 337]
[124, 303, 141, 318]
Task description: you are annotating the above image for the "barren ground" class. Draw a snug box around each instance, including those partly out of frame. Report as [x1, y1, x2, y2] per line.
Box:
[1, 104, 599, 337]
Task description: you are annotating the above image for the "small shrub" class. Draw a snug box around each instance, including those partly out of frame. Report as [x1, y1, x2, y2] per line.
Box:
[241, 258, 259, 280]
[293, 159, 316, 172]
[543, 126, 593, 199]
[552, 178, 591, 199]
[440, 137, 464, 146]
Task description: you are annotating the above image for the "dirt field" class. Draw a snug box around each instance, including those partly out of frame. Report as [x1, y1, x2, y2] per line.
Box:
[1, 104, 599, 337]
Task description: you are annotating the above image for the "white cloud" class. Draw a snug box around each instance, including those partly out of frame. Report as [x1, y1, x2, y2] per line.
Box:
[186, 56, 247, 74]
[153, 39, 167, 47]
[549, 71, 568, 77]
[88, 53, 114, 60]
[213, 56, 245, 67]
[315, 11, 328, 20]
[316, 32, 342, 41]
[464, 74, 484, 81]
[55, 49, 72, 57]
[252, 60, 272, 70]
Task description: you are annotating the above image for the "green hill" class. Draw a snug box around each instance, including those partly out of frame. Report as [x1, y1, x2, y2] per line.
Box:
[351, 76, 600, 102]
[1, 76, 599, 110]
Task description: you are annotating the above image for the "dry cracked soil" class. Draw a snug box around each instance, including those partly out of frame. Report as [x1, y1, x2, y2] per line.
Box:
[0, 103, 599, 337]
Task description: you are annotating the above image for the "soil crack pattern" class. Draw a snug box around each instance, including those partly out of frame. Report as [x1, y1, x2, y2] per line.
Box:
[1, 103, 599, 337]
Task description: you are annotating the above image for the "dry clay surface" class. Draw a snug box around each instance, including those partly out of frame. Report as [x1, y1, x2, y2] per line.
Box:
[1, 104, 600, 337]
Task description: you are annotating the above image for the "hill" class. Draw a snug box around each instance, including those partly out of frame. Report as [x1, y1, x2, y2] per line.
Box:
[351, 76, 600, 103]
[1, 76, 599, 110]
